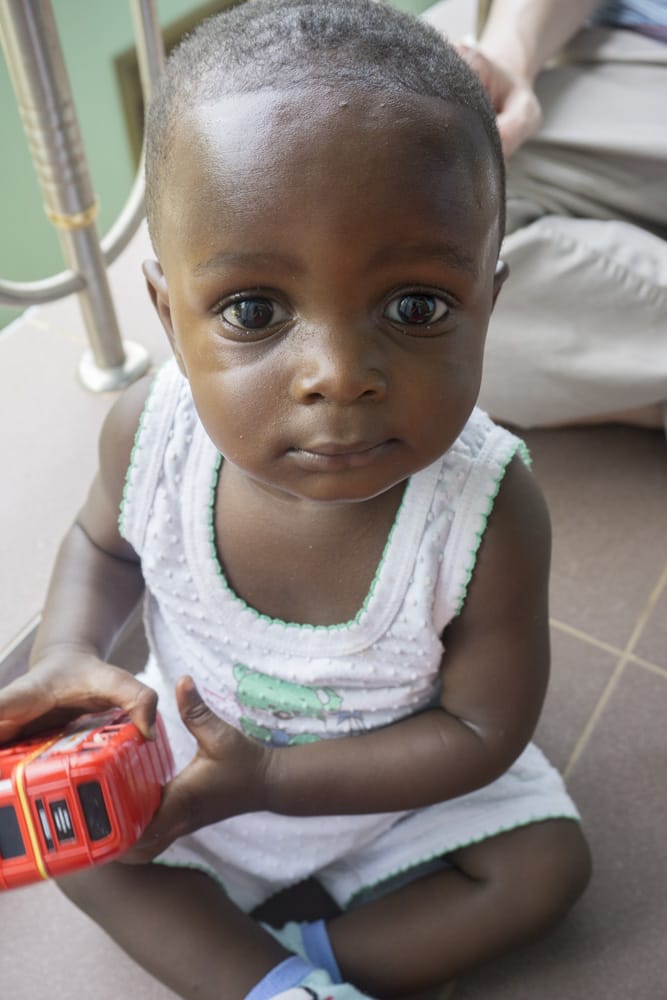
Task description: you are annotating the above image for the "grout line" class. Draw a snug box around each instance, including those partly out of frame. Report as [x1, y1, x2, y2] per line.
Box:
[622, 559, 667, 658]
[549, 617, 666, 674]
[630, 658, 667, 680]
[564, 658, 626, 778]
[563, 560, 667, 777]
[549, 618, 625, 658]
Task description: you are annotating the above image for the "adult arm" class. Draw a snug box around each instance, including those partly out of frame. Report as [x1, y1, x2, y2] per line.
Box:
[457, 0, 601, 155]
[478, 0, 601, 83]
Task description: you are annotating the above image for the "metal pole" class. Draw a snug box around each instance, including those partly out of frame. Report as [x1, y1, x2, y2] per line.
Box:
[0, 0, 150, 390]
[0, 1, 165, 310]
[131, 0, 164, 105]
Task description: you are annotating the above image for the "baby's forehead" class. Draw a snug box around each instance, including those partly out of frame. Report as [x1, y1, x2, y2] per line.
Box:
[158, 86, 499, 266]
[153, 82, 503, 257]
[144, 2, 505, 249]
[175, 82, 496, 177]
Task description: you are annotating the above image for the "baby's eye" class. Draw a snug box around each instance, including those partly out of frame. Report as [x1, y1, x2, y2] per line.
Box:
[221, 297, 289, 331]
[384, 293, 450, 328]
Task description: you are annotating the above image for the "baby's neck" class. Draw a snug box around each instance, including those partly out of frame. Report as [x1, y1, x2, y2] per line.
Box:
[213, 469, 406, 625]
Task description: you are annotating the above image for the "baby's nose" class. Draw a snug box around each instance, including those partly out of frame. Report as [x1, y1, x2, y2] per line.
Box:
[290, 327, 387, 405]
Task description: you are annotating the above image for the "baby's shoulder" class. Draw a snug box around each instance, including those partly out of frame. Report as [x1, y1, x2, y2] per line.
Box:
[98, 374, 154, 510]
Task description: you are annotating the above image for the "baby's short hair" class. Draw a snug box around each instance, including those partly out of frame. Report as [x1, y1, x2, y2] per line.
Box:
[145, 0, 505, 248]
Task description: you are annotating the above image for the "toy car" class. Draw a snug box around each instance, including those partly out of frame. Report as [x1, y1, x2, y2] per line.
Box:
[0, 708, 174, 890]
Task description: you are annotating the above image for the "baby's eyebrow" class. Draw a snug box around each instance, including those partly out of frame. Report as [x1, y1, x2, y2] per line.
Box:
[193, 250, 305, 276]
[368, 242, 478, 276]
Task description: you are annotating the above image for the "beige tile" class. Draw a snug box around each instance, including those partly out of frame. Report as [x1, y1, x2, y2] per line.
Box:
[523, 426, 667, 651]
[0, 881, 178, 999]
[535, 627, 617, 773]
[563, 663, 667, 997]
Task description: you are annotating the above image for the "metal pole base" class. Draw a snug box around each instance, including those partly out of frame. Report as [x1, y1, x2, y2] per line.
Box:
[78, 340, 150, 393]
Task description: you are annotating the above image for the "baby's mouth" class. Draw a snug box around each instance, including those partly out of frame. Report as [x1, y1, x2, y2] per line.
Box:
[288, 440, 396, 471]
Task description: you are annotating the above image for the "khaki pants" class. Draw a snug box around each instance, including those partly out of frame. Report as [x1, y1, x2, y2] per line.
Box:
[477, 27, 667, 429]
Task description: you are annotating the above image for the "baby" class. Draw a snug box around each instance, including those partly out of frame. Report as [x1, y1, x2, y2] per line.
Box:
[0, 2, 591, 997]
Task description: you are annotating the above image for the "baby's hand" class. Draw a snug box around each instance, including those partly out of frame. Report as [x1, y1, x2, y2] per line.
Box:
[0, 649, 158, 743]
[122, 676, 271, 862]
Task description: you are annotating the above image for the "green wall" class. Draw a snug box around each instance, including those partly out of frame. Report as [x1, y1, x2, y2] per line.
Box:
[0, 0, 434, 330]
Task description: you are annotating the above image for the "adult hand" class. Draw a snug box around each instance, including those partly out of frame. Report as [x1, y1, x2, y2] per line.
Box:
[456, 41, 542, 158]
[0, 649, 158, 743]
[122, 676, 271, 862]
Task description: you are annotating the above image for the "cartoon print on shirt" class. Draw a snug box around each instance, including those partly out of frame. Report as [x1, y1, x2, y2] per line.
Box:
[239, 716, 320, 747]
[233, 663, 344, 747]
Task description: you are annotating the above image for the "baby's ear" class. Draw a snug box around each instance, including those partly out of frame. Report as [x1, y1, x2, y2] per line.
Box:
[142, 260, 186, 375]
[492, 258, 509, 308]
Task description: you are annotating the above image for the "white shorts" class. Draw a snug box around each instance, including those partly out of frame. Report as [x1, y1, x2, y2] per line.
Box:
[156, 741, 580, 913]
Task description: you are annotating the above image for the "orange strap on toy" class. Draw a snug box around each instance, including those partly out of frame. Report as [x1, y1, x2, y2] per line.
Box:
[14, 738, 59, 881]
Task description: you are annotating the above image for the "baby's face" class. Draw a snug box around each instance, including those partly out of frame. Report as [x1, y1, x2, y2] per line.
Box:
[151, 83, 503, 504]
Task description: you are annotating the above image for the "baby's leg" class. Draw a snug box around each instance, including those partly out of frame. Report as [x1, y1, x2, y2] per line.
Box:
[58, 862, 289, 1000]
[327, 818, 591, 997]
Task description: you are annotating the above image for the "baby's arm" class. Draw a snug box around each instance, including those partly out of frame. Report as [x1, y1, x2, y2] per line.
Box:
[130, 455, 551, 857]
[0, 377, 156, 743]
[266, 455, 550, 813]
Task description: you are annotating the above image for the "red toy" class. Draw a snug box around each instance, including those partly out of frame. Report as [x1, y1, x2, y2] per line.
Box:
[0, 709, 174, 890]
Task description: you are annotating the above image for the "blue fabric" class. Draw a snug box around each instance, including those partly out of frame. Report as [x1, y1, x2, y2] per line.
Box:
[302, 921, 343, 984]
[594, 0, 666, 26]
[244, 956, 314, 1000]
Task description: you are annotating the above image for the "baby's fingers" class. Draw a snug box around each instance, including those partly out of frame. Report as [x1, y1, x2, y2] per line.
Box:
[175, 675, 231, 756]
[0, 672, 60, 742]
[121, 773, 193, 862]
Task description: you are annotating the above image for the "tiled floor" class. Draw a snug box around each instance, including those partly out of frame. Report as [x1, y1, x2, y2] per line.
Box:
[455, 425, 667, 1000]
[1, 1, 666, 997]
